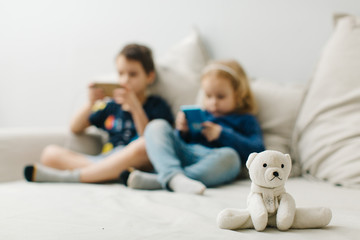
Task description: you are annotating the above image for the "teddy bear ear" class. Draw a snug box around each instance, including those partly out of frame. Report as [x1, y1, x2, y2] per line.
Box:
[285, 154, 292, 167]
[246, 152, 258, 169]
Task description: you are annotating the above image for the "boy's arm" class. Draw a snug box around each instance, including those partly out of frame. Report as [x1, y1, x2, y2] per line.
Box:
[113, 85, 150, 136]
[70, 84, 105, 134]
[129, 100, 149, 136]
[70, 103, 92, 134]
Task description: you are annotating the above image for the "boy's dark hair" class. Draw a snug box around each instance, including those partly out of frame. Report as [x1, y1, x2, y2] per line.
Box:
[118, 44, 155, 75]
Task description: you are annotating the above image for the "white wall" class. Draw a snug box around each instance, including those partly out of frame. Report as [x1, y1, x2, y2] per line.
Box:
[1, 0, 359, 128]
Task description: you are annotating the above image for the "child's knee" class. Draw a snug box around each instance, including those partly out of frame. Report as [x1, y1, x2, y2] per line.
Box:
[193, 148, 240, 187]
[129, 138, 147, 155]
[216, 148, 241, 181]
[40, 144, 64, 166]
[220, 148, 241, 170]
[145, 119, 172, 137]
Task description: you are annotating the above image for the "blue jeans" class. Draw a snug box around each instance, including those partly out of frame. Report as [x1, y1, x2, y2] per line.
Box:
[144, 119, 241, 189]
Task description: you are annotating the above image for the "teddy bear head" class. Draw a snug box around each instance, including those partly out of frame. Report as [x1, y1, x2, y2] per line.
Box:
[246, 150, 292, 188]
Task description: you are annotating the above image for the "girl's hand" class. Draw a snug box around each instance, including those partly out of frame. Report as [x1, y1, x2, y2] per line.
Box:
[113, 84, 140, 111]
[88, 83, 105, 105]
[201, 121, 222, 142]
[176, 111, 189, 132]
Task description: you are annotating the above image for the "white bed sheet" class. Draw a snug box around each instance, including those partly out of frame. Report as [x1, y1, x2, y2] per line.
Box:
[0, 178, 359, 240]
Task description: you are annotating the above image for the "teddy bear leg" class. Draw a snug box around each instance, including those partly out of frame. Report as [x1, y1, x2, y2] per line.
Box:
[291, 207, 332, 229]
[217, 208, 253, 230]
[248, 195, 268, 231]
[276, 193, 296, 231]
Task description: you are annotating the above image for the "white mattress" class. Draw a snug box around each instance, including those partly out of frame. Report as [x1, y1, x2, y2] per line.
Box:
[0, 178, 359, 240]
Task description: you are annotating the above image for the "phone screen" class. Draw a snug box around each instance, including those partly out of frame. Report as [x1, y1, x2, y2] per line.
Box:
[180, 105, 205, 135]
[92, 83, 123, 97]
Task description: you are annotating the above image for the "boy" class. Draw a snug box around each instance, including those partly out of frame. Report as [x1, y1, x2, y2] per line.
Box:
[24, 44, 173, 183]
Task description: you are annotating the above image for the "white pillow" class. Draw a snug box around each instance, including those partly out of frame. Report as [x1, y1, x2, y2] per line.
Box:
[148, 30, 209, 116]
[251, 79, 304, 176]
[292, 15, 360, 187]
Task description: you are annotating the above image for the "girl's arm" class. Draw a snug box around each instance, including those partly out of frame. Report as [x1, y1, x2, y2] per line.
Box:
[216, 124, 265, 161]
[175, 111, 192, 141]
[201, 116, 265, 161]
[218, 126, 264, 150]
[175, 111, 189, 132]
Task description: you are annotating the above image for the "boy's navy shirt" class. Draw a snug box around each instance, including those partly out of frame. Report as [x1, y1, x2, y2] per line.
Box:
[89, 95, 174, 150]
[180, 110, 265, 164]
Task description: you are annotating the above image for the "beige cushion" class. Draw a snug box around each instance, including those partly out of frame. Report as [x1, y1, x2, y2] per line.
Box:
[292, 15, 360, 187]
[251, 80, 303, 153]
[0, 127, 103, 182]
[251, 80, 304, 176]
[148, 30, 209, 116]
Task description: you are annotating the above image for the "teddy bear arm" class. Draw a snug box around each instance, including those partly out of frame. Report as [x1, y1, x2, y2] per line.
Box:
[276, 193, 296, 230]
[248, 193, 268, 231]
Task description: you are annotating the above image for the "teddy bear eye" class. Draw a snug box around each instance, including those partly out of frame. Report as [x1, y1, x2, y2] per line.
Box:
[263, 163, 267, 168]
[281, 164, 284, 168]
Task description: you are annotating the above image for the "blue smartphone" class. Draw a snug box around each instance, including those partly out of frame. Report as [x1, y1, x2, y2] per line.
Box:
[180, 105, 205, 135]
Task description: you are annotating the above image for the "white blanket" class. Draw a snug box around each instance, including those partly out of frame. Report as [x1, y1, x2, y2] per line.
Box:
[0, 178, 359, 240]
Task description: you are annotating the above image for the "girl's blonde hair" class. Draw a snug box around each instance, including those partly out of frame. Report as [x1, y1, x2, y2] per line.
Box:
[201, 60, 257, 114]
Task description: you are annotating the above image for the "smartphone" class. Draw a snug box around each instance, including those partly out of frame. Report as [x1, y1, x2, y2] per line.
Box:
[180, 105, 205, 135]
[92, 83, 123, 97]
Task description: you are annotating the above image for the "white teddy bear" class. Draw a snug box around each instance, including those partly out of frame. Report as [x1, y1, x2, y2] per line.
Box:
[217, 150, 332, 231]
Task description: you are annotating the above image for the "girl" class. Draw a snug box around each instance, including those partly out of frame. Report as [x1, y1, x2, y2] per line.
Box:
[123, 60, 265, 194]
[24, 44, 173, 183]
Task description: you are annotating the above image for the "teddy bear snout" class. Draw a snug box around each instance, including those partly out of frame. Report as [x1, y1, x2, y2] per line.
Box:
[264, 168, 284, 186]
[270, 170, 282, 180]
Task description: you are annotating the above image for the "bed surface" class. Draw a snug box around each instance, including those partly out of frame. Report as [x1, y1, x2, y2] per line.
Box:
[1, 178, 359, 240]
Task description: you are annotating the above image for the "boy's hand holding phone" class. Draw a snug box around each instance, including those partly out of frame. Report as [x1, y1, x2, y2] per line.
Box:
[91, 83, 123, 98]
[89, 82, 140, 112]
[113, 84, 140, 112]
[88, 83, 106, 104]
[89, 82, 124, 104]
